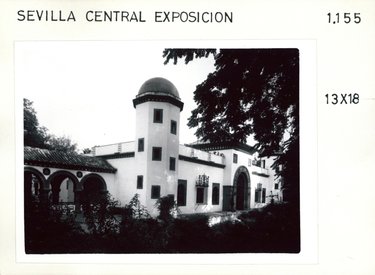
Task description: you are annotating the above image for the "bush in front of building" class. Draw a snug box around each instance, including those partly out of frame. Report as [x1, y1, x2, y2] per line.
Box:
[25, 193, 299, 253]
[209, 220, 250, 252]
[81, 193, 121, 236]
[123, 193, 151, 219]
[155, 195, 179, 222]
[115, 194, 162, 252]
[24, 196, 85, 253]
[237, 202, 300, 252]
[167, 214, 212, 252]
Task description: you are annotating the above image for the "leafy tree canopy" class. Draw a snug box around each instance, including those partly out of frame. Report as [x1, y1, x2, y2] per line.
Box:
[24, 98, 49, 148]
[164, 49, 298, 153]
[24, 98, 77, 153]
[163, 49, 299, 204]
[46, 134, 77, 153]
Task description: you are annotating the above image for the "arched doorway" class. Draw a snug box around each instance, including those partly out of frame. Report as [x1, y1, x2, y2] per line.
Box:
[24, 167, 49, 205]
[47, 171, 79, 205]
[80, 173, 108, 202]
[236, 173, 246, 210]
[233, 166, 251, 211]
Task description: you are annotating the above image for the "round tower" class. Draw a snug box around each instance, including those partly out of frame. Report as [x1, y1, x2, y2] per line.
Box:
[133, 77, 184, 215]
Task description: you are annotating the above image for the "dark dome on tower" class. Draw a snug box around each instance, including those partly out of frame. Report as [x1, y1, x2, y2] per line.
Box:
[138, 77, 180, 99]
[133, 77, 184, 111]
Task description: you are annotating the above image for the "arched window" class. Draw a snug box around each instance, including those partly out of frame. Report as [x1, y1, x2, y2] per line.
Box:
[24, 167, 47, 204]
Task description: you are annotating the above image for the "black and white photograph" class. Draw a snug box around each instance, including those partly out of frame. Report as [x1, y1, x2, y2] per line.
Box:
[18, 42, 300, 254]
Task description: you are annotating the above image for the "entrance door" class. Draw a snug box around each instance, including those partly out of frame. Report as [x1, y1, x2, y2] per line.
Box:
[222, 186, 233, 211]
[236, 174, 246, 210]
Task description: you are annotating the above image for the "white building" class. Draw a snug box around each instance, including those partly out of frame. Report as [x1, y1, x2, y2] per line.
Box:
[24, 77, 282, 216]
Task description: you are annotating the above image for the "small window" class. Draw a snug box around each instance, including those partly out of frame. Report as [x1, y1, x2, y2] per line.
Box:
[153, 109, 163, 123]
[151, 185, 161, 199]
[152, 147, 162, 161]
[274, 183, 279, 190]
[233, 153, 238, 164]
[138, 138, 144, 152]
[171, 120, 177, 135]
[169, 157, 176, 171]
[212, 183, 220, 205]
[137, 175, 143, 189]
[177, 180, 187, 206]
[262, 160, 266, 168]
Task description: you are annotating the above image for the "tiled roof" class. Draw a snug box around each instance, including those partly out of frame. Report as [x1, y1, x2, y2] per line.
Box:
[24, 146, 116, 173]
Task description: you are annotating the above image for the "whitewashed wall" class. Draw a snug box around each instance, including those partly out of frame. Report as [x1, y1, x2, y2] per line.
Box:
[106, 157, 137, 207]
[177, 159, 225, 214]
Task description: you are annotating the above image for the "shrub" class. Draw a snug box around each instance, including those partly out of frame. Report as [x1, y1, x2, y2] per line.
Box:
[168, 214, 211, 252]
[125, 193, 150, 219]
[237, 202, 300, 252]
[81, 192, 121, 236]
[155, 195, 179, 222]
[24, 198, 84, 253]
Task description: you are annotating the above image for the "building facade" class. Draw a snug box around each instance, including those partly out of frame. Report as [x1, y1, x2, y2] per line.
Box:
[24, 77, 282, 216]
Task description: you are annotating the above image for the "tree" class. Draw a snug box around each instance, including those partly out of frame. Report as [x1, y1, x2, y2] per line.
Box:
[24, 98, 49, 148]
[24, 98, 78, 153]
[46, 134, 77, 153]
[82, 148, 92, 154]
[163, 49, 299, 205]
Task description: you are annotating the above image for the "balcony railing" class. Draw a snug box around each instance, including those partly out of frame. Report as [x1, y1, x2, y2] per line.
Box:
[195, 174, 210, 187]
[93, 141, 135, 156]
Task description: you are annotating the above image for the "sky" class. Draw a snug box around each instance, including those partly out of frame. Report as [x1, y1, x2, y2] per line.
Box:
[16, 41, 216, 150]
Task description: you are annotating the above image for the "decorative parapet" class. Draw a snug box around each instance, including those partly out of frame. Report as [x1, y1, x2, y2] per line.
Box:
[179, 144, 225, 166]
